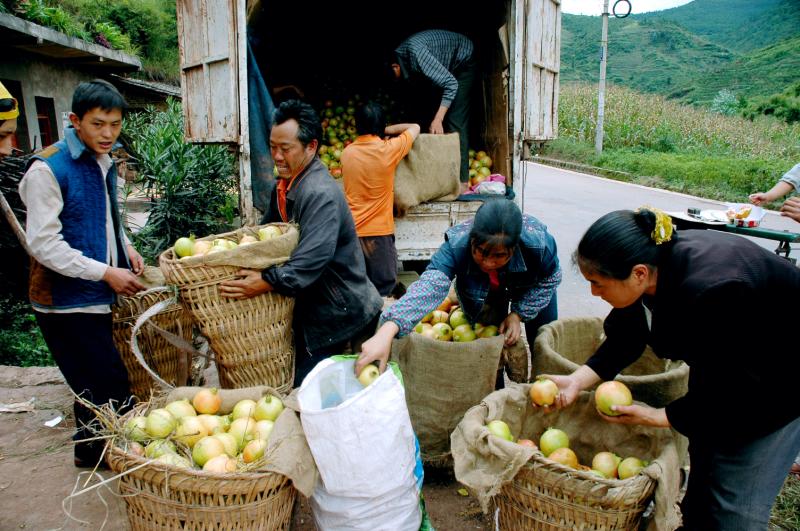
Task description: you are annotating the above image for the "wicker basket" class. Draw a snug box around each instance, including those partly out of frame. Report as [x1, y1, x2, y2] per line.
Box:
[113, 288, 194, 400]
[532, 317, 689, 407]
[159, 224, 297, 394]
[495, 456, 656, 530]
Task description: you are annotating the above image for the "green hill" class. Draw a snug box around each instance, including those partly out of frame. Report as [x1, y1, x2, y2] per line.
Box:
[561, 0, 800, 105]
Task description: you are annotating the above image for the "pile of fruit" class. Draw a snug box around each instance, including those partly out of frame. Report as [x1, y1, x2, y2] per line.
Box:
[172, 225, 284, 259]
[412, 296, 499, 342]
[318, 100, 357, 179]
[468, 148, 494, 188]
[485, 379, 648, 480]
[120, 388, 285, 473]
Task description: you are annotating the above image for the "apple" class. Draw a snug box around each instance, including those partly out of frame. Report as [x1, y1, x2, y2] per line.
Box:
[173, 416, 209, 448]
[468, 148, 476, 159]
[207, 244, 227, 254]
[318, 145, 328, 155]
[479, 156, 493, 168]
[192, 240, 213, 255]
[595, 381, 633, 416]
[242, 438, 268, 463]
[239, 234, 258, 246]
[452, 324, 477, 342]
[414, 322, 433, 334]
[476, 150, 487, 160]
[258, 225, 283, 241]
[487, 420, 514, 441]
[358, 364, 380, 386]
[254, 395, 284, 422]
[124, 416, 148, 442]
[431, 322, 453, 341]
[448, 309, 469, 328]
[517, 439, 537, 449]
[420, 327, 437, 340]
[174, 236, 195, 258]
[330, 168, 343, 178]
[473, 322, 485, 335]
[548, 447, 579, 468]
[231, 399, 257, 420]
[430, 310, 450, 325]
[529, 378, 559, 406]
[539, 427, 569, 457]
[254, 419, 275, 441]
[421, 312, 434, 323]
[618, 457, 646, 479]
[477, 325, 499, 338]
[592, 451, 622, 479]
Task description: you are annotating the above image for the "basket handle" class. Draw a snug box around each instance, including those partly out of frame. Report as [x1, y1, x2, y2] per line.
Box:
[130, 291, 211, 389]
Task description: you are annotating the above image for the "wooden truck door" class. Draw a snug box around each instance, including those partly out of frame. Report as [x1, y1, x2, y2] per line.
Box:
[510, 0, 561, 203]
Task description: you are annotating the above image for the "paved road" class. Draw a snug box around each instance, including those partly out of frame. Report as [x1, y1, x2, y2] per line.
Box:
[518, 162, 800, 319]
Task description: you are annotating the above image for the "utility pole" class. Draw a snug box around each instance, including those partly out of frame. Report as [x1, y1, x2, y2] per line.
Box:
[595, 0, 610, 154]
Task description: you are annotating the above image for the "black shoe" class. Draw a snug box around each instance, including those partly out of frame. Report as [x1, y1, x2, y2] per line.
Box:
[73, 455, 110, 470]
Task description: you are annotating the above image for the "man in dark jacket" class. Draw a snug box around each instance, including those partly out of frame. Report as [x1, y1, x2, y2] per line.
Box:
[221, 100, 383, 386]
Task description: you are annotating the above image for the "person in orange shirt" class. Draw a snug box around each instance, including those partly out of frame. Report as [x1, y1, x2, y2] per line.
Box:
[341, 102, 420, 296]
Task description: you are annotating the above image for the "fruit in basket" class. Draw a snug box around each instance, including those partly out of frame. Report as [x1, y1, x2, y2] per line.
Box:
[548, 447, 579, 468]
[126, 441, 145, 456]
[595, 381, 633, 416]
[156, 453, 193, 469]
[529, 378, 559, 406]
[618, 457, 646, 479]
[487, 420, 514, 441]
[258, 225, 283, 240]
[213, 238, 238, 250]
[145, 408, 177, 439]
[145, 438, 177, 459]
[232, 399, 257, 420]
[358, 364, 381, 387]
[192, 388, 222, 415]
[539, 427, 569, 457]
[432, 322, 453, 341]
[192, 435, 227, 467]
[196, 414, 225, 434]
[254, 420, 275, 441]
[592, 451, 622, 479]
[174, 236, 195, 258]
[436, 297, 454, 313]
[239, 234, 258, 246]
[517, 439, 537, 449]
[174, 416, 209, 448]
[124, 416, 149, 442]
[242, 438, 268, 463]
[192, 240, 213, 255]
[213, 432, 239, 458]
[203, 454, 237, 473]
[414, 322, 433, 334]
[452, 324, 477, 342]
[254, 395, 284, 422]
[430, 310, 450, 325]
[477, 324, 499, 338]
[228, 417, 257, 450]
[165, 399, 197, 419]
[420, 327, 437, 340]
[449, 309, 469, 328]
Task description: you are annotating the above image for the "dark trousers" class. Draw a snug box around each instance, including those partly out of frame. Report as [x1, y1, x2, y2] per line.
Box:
[35, 311, 132, 462]
[444, 58, 477, 183]
[359, 235, 397, 297]
[292, 313, 381, 388]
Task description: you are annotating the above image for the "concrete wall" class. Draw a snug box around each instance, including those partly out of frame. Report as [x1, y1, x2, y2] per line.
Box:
[0, 51, 115, 152]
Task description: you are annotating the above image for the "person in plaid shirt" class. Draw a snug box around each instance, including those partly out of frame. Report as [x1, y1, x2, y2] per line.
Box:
[391, 29, 476, 189]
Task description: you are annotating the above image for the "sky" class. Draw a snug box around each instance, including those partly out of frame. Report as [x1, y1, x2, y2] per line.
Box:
[562, 0, 694, 16]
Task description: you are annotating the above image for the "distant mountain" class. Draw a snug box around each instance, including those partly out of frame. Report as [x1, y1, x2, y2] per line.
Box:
[560, 0, 800, 105]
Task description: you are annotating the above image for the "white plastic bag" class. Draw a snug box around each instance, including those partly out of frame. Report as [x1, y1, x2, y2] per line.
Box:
[298, 357, 422, 531]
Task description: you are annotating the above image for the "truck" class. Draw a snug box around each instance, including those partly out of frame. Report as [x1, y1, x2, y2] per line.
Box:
[174, 0, 561, 267]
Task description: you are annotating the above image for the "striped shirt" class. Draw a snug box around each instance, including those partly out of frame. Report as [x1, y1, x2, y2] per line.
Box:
[394, 29, 474, 108]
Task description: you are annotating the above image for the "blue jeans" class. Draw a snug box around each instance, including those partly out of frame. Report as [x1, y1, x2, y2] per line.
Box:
[681, 414, 800, 530]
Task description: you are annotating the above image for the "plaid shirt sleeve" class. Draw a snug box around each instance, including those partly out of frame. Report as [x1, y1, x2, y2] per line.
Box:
[412, 47, 459, 107]
[381, 269, 453, 336]
[510, 267, 562, 321]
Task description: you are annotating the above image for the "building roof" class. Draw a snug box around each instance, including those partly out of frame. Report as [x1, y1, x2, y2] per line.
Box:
[0, 13, 141, 72]
[110, 75, 181, 98]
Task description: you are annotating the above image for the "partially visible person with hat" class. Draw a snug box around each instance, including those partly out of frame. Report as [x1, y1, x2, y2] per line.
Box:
[0, 80, 19, 158]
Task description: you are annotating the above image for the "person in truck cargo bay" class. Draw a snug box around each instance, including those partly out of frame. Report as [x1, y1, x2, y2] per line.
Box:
[356, 199, 561, 383]
[220, 99, 383, 387]
[18, 80, 145, 468]
[391, 29, 476, 190]
[341, 101, 420, 297]
[546, 207, 800, 529]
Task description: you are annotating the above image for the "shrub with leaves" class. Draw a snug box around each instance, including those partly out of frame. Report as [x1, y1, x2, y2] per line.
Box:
[710, 89, 740, 116]
[123, 99, 238, 263]
[0, 296, 53, 367]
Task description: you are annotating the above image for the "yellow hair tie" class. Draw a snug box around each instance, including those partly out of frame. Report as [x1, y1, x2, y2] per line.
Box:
[636, 205, 674, 245]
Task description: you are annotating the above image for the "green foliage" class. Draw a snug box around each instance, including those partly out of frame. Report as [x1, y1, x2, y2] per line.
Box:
[710, 89, 741, 116]
[91, 20, 138, 56]
[123, 99, 238, 263]
[545, 83, 800, 203]
[771, 476, 800, 531]
[17, 0, 90, 40]
[0, 295, 54, 367]
[742, 82, 800, 124]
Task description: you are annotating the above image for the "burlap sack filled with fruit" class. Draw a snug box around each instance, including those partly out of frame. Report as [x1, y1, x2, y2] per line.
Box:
[159, 223, 299, 393]
[394, 133, 461, 215]
[390, 333, 504, 465]
[451, 385, 688, 531]
[532, 317, 689, 407]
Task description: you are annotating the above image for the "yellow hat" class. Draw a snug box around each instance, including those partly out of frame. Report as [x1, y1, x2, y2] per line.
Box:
[0, 81, 20, 121]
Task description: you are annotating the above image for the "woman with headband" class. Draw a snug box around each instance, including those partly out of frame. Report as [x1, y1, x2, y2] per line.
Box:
[544, 207, 800, 530]
[0, 81, 19, 158]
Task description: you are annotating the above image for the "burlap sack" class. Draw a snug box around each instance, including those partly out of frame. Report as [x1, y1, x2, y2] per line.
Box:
[390, 333, 504, 464]
[166, 385, 318, 497]
[174, 223, 298, 270]
[394, 133, 461, 216]
[502, 339, 529, 383]
[532, 317, 689, 407]
[451, 385, 688, 531]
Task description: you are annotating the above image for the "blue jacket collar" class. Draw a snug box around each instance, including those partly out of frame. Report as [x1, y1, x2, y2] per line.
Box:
[64, 126, 92, 160]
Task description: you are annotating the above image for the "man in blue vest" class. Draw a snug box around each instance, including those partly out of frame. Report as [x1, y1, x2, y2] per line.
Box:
[19, 79, 145, 468]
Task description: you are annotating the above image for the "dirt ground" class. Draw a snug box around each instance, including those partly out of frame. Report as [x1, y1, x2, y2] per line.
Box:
[0, 365, 491, 530]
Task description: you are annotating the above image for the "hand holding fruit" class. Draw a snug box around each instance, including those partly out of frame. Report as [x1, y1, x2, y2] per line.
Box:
[538, 373, 583, 411]
[355, 321, 398, 376]
[498, 312, 521, 346]
[219, 269, 273, 299]
[598, 403, 670, 428]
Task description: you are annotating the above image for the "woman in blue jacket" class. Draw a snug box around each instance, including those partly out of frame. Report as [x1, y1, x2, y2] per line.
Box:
[356, 199, 561, 377]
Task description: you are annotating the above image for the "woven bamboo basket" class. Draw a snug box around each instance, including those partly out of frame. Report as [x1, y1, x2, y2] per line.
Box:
[113, 287, 194, 400]
[495, 457, 656, 530]
[532, 317, 689, 407]
[159, 224, 297, 394]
